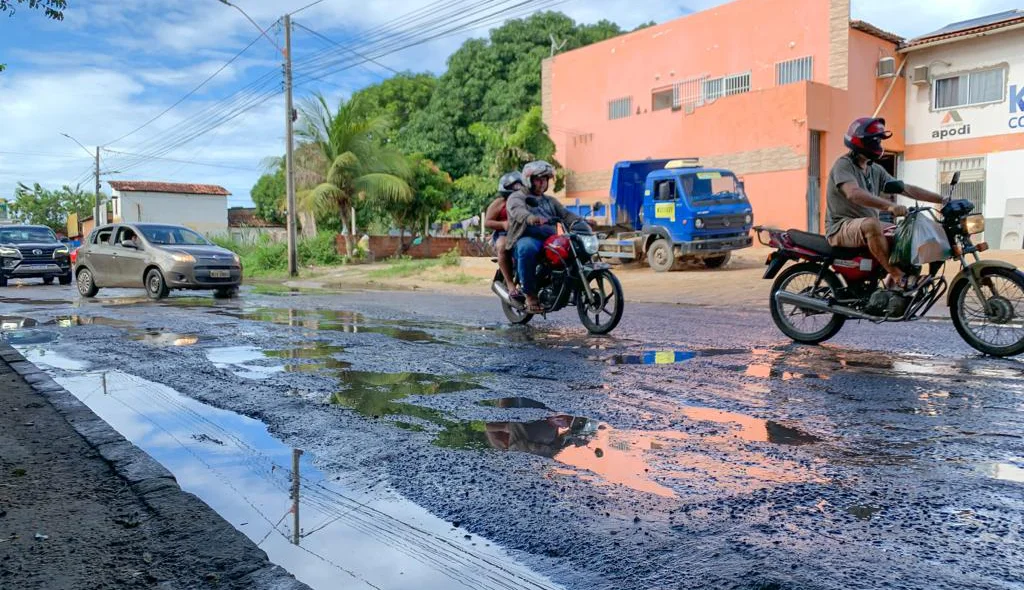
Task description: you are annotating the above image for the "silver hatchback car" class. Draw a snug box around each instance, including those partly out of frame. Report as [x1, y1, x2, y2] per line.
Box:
[76, 223, 242, 300]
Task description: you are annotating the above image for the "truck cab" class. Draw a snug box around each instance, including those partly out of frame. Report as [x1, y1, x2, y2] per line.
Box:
[609, 158, 753, 271]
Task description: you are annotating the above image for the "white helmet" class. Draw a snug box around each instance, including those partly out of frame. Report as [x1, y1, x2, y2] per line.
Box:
[498, 171, 525, 197]
[521, 160, 555, 188]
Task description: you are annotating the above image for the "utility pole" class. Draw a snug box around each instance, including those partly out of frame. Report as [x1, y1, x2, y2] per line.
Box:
[94, 147, 101, 223]
[284, 14, 298, 277]
[291, 447, 302, 545]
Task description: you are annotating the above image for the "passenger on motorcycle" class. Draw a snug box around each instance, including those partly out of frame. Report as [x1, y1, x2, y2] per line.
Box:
[486, 171, 525, 298]
[827, 117, 944, 288]
[506, 160, 584, 314]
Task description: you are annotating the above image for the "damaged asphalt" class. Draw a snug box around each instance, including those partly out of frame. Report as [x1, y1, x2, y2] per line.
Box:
[1, 283, 1022, 590]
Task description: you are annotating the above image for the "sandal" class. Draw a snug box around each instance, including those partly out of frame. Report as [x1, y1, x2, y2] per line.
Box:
[509, 287, 526, 302]
[526, 301, 544, 314]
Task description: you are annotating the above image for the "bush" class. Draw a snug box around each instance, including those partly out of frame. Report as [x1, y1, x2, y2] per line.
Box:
[210, 232, 344, 277]
[439, 247, 461, 267]
[298, 232, 344, 266]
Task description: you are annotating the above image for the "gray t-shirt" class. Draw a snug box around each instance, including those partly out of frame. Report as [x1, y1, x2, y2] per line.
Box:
[825, 154, 895, 237]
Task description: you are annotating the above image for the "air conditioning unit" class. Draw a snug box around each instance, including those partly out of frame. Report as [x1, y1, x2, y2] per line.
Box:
[877, 57, 896, 78]
[911, 65, 930, 86]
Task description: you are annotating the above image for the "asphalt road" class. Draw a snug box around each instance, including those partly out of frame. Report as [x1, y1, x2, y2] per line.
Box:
[1, 281, 1022, 590]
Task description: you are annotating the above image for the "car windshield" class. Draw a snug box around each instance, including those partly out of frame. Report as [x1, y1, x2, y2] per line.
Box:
[0, 227, 58, 244]
[138, 225, 211, 246]
[680, 171, 747, 203]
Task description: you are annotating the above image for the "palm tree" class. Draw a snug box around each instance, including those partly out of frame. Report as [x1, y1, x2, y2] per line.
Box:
[294, 92, 412, 256]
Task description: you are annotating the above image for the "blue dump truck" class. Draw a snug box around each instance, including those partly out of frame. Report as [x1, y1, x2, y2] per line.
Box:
[594, 158, 754, 271]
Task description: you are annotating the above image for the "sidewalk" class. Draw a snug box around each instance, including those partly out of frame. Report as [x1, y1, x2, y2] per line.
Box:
[0, 345, 308, 590]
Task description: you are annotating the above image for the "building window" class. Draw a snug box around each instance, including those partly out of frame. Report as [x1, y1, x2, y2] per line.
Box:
[652, 88, 673, 111]
[933, 68, 1004, 109]
[704, 78, 723, 101]
[724, 72, 751, 96]
[609, 97, 633, 120]
[776, 56, 813, 86]
[939, 157, 986, 213]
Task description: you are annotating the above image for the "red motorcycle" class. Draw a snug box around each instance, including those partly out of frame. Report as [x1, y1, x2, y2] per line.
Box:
[491, 220, 624, 335]
[757, 172, 1024, 357]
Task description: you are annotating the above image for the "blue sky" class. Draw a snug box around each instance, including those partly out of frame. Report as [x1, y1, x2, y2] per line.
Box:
[0, 0, 1019, 209]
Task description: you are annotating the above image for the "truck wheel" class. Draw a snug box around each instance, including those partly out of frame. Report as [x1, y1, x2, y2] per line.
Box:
[703, 253, 732, 269]
[646, 239, 674, 273]
[59, 272, 72, 286]
[0, 275, 7, 288]
[42, 277, 55, 285]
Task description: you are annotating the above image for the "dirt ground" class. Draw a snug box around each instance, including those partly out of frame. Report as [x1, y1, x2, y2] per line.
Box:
[0, 350, 307, 590]
[289, 247, 1024, 312]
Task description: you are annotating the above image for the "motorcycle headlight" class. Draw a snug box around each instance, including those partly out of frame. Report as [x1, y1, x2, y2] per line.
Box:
[962, 214, 985, 236]
[580, 234, 599, 255]
[695, 218, 704, 229]
[0, 246, 21, 258]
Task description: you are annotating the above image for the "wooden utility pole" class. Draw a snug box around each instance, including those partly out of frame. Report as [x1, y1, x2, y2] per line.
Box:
[284, 14, 298, 277]
[291, 448, 302, 545]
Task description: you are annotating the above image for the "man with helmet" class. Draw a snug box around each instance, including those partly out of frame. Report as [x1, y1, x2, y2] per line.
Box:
[485, 171, 525, 296]
[506, 160, 584, 314]
[827, 117, 944, 287]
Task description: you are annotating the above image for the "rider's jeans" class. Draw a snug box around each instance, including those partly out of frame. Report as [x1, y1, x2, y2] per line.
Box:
[514, 237, 543, 296]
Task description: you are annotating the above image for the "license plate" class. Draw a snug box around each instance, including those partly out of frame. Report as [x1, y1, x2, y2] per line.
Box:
[210, 270, 231, 278]
[20, 264, 52, 271]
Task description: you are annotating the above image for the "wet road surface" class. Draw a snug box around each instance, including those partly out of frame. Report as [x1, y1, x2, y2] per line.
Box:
[2, 282, 1023, 590]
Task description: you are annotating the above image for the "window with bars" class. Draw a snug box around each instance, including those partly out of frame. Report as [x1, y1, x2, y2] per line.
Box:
[933, 68, 1005, 109]
[776, 56, 813, 86]
[724, 72, 751, 96]
[674, 75, 706, 109]
[939, 157, 986, 213]
[608, 97, 633, 120]
[704, 77, 723, 101]
[652, 88, 673, 111]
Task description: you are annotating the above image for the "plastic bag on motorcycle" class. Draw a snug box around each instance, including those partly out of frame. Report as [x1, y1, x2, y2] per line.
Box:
[891, 210, 951, 270]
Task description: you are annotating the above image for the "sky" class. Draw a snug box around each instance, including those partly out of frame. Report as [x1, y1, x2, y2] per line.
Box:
[0, 0, 1019, 209]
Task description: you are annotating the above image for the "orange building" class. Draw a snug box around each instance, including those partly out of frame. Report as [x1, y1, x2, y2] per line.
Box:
[543, 0, 905, 232]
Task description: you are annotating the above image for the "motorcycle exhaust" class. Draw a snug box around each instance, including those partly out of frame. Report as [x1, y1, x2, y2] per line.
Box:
[491, 280, 512, 305]
[774, 291, 880, 322]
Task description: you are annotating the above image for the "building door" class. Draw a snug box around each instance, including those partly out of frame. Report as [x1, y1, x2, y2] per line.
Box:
[807, 131, 822, 232]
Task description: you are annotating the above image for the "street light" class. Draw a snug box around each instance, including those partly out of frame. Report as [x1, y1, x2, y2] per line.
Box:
[60, 132, 101, 223]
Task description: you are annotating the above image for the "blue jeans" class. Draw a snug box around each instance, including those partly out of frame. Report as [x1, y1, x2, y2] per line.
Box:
[513, 226, 555, 296]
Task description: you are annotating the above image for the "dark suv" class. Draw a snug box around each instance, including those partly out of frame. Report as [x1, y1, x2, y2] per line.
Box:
[0, 225, 72, 287]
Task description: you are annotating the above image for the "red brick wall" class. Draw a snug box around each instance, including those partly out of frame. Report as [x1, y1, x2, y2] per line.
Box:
[336, 235, 492, 260]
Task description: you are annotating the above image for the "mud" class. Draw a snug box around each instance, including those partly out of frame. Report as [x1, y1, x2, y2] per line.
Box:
[2, 285, 1023, 590]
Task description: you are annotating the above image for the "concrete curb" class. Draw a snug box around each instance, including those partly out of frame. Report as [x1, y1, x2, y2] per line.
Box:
[0, 344, 310, 590]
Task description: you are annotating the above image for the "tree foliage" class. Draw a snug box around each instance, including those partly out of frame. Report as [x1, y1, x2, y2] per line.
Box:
[348, 73, 437, 145]
[0, 0, 65, 20]
[9, 182, 100, 233]
[400, 12, 623, 178]
[250, 169, 285, 225]
[470, 106, 562, 191]
[378, 154, 452, 253]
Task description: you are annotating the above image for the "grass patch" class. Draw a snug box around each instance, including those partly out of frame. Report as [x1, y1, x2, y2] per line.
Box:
[209, 232, 345, 278]
[368, 247, 462, 280]
[438, 273, 478, 285]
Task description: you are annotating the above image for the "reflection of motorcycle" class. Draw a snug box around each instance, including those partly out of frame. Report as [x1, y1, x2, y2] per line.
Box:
[491, 220, 625, 335]
[758, 172, 1024, 357]
[484, 415, 596, 458]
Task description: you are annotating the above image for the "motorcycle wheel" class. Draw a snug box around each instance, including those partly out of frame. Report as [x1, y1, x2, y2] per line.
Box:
[577, 269, 624, 335]
[951, 267, 1024, 357]
[770, 262, 846, 344]
[502, 300, 533, 325]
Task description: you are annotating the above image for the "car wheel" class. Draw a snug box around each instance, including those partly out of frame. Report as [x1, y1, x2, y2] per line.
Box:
[214, 286, 239, 299]
[0, 275, 7, 288]
[145, 268, 170, 300]
[42, 277, 55, 285]
[76, 268, 99, 298]
[59, 272, 72, 286]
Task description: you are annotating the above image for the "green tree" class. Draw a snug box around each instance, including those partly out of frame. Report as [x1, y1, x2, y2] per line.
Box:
[379, 154, 452, 254]
[348, 73, 437, 145]
[249, 169, 285, 225]
[0, 0, 65, 19]
[295, 93, 412, 257]
[469, 106, 562, 191]
[9, 182, 101, 233]
[402, 12, 623, 178]
[444, 175, 494, 224]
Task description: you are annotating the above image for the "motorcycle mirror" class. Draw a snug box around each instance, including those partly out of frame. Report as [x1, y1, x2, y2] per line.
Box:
[592, 201, 604, 211]
[950, 171, 960, 187]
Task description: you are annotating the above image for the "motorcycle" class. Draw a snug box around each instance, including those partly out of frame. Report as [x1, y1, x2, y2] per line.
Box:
[757, 171, 1024, 357]
[491, 219, 625, 335]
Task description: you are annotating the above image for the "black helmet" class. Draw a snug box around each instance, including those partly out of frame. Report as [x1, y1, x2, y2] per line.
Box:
[498, 171, 525, 197]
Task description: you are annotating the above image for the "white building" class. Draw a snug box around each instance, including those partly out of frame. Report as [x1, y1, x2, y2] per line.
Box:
[900, 10, 1024, 247]
[108, 180, 230, 236]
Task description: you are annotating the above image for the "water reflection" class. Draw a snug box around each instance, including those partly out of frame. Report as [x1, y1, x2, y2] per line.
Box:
[129, 330, 199, 347]
[24, 354, 557, 590]
[221, 308, 440, 343]
[207, 344, 352, 378]
[330, 371, 479, 423]
[979, 459, 1024, 483]
[476, 397, 550, 409]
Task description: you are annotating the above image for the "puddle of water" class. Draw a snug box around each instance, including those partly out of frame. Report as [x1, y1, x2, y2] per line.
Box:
[265, 343, 345, 360]
[286, 359, 352, 373]
[679, 406, 821, 446]
[477, 397, 550, 410]
[979, 459, 1024, 483]
[846, 505, 882, 520]
[206, 346, 285, 380]
[22, 349, 559, 590]
[607, 348, 751, 366]
[330, 371, 479, 423]
[223, 308, 440, 343]
[129, 330, 200, 347]
[207, 345, 353, 378]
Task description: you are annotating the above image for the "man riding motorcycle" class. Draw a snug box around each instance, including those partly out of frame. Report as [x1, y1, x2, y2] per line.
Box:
[506, 160, 584, 314]
[827, 117, 945, 288]
[486, 171, 526, 298]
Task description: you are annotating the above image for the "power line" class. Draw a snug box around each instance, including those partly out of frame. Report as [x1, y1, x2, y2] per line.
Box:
[101, 149, 261, 172]
[0, 150, 88, 160]
[104, 23, 279, 148]
[292, 22, 400, 75]
[290, 0, 329, 16]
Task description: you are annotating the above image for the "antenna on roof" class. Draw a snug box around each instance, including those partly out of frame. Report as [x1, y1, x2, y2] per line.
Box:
[550, 34, 568, 57]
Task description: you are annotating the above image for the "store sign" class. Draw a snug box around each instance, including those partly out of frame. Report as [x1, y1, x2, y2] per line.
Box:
[1009, 84, 1024, 131]
[932, 110, 972, 139]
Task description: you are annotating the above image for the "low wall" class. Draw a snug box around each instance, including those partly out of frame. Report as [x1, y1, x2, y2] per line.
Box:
[336, 235, 493, 260]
